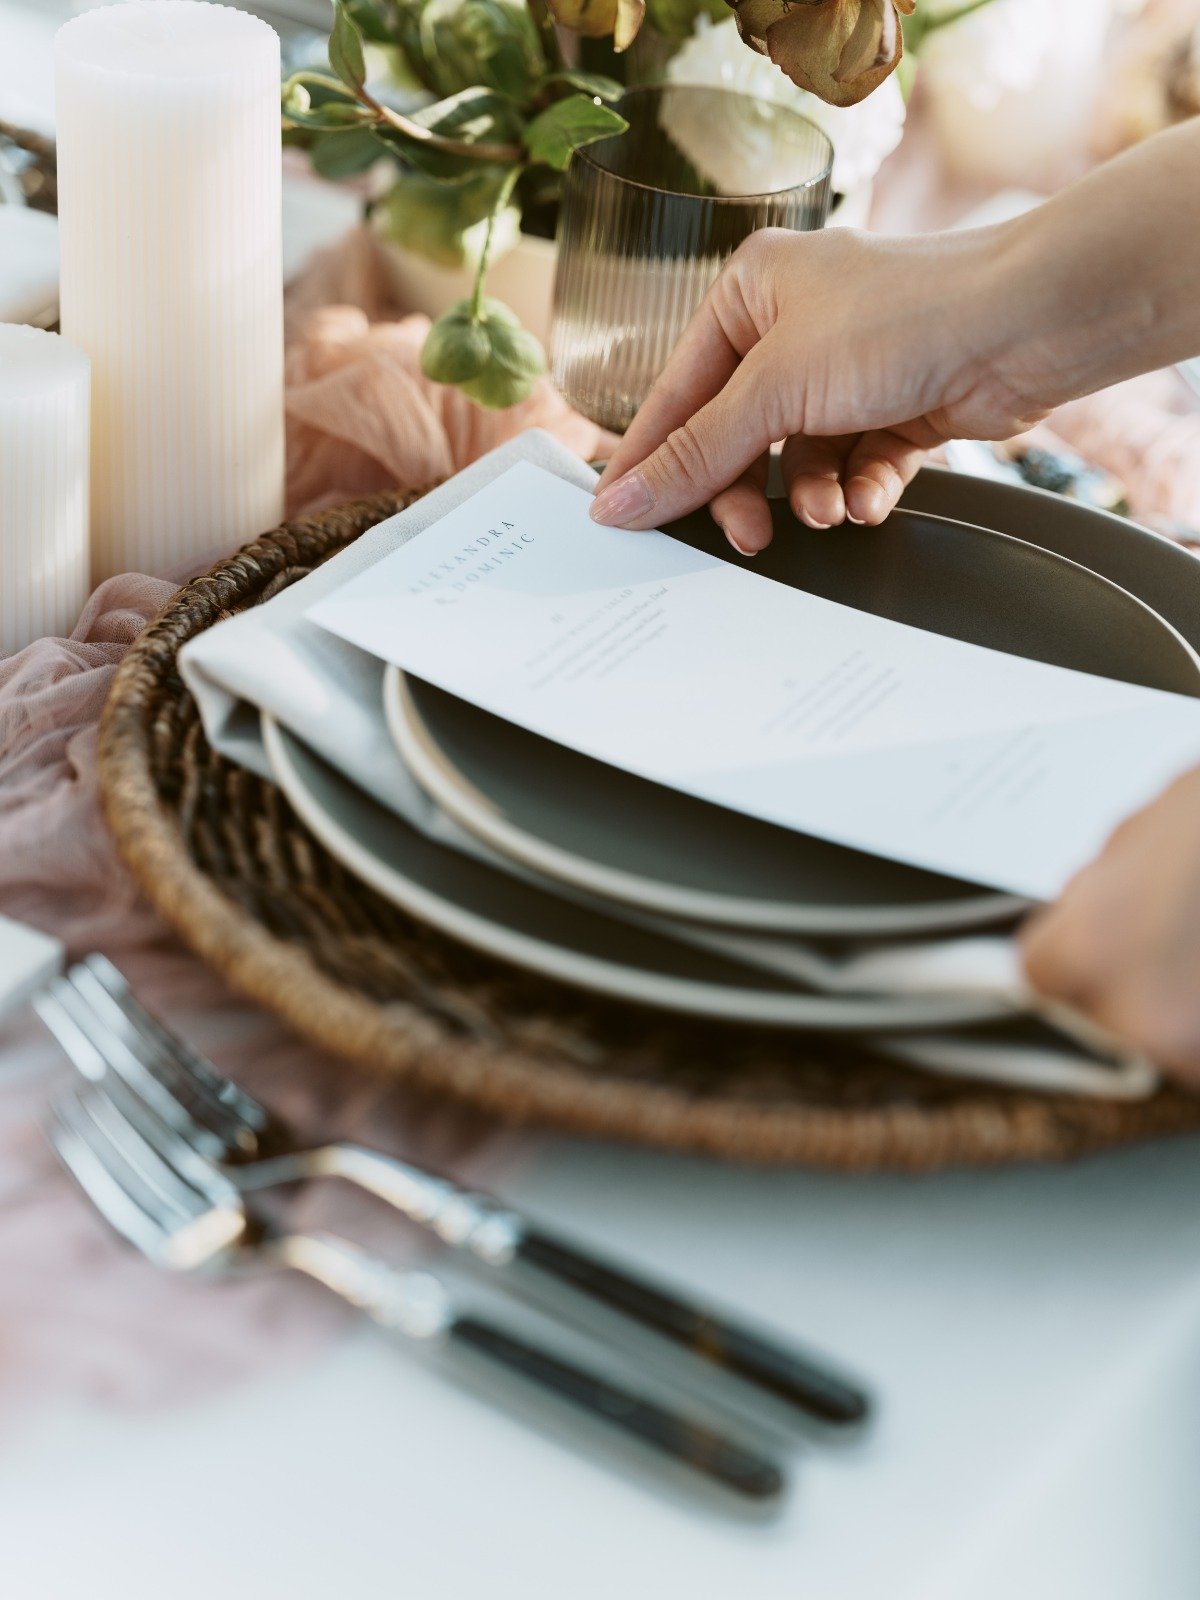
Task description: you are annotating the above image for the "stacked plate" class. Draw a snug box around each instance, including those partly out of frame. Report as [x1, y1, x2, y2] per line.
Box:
[239, 464, 1200, 1095]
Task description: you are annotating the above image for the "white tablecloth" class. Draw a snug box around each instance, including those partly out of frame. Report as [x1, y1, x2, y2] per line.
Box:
[3, 1083, 1200, 1600]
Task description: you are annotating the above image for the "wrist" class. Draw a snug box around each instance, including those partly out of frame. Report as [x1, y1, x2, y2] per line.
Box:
[984, 122, 1200, 412]
[988, 204, 1150, 413]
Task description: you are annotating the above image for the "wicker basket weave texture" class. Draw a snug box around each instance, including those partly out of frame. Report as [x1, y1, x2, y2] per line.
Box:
[94, 493, 1200, 1170]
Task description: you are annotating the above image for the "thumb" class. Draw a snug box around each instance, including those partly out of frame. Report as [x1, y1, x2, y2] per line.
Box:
[589, 342, 787, 530]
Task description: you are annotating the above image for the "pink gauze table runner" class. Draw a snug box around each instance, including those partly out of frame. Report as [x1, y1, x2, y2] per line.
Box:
[0, 228, 612, 1425]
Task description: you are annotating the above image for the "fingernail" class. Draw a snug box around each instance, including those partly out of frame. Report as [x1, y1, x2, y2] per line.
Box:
[590, 471, 655, 526]
[715, 522, 757, 558]
[845, 513, 866, 525]
[800, 512, 832, 530]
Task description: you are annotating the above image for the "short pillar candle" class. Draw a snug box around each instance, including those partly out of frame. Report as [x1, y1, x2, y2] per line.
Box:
[55, 0, 285, 581]
[0, 324, 91, 654]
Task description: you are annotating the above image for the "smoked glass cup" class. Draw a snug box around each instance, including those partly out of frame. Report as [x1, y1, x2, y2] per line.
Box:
[549, 85, 834, 433]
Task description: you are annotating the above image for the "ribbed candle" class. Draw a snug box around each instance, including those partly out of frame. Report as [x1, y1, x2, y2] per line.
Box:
[0, 324, 90, 654]
[55, 1, 284, 581]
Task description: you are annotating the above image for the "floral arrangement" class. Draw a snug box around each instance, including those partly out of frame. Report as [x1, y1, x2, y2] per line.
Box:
[283, 0, 990, 406]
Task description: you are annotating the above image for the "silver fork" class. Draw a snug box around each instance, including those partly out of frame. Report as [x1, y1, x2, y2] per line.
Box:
[34, 954, 869, 1431]
[45, 1076, 784, 1503]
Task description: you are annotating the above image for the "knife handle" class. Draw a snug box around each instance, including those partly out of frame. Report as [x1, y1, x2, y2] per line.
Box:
[514, 1228, 869, 1430]
[320, 1146, 868, 1430]
[448, 1314, 783, 1502]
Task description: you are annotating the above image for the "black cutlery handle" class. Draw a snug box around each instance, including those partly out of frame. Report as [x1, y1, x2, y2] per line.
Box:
[448, 1315, 783, 1502]
[515, 1228, 869, 1429]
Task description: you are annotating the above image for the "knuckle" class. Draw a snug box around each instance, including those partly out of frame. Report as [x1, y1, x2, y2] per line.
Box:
[862, 456, 905, 496]
[653, 422, 716, 490]
[733, 228, 785, 269]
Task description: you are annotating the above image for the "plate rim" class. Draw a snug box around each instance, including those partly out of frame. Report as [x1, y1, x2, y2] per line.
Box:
[383, 503, 1200, 936]
[260, 712, 1016, 1032]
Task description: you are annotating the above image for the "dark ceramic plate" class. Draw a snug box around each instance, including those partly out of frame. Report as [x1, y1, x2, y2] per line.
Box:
[383, 496, 1200, 937]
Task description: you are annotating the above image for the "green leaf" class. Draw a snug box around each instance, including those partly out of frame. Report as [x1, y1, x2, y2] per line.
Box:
[456, 0, 547, 100]
[523, 94, 627, 172]
[343, 0, 393, 43]
[420, 297, 546, 408]
[413, 87, 525, 144]
[377, 169, 521, 269]
[643, 0, 725, 39]
[281, 79, 373, 131]
[542, 69, 624, 103]
[376, 88, 523, 180]
[417, 0, 546, 103]
[329, 1, 368, 94]
[309, 127, 385, 180]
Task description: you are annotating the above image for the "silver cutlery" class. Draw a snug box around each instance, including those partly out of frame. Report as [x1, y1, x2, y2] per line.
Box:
[35, 953, 870, 1431]
[46, 1075, 784, 1503]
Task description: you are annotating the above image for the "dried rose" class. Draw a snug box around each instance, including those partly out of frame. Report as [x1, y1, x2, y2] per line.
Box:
[546, 0, 646, 52]
[728, 0, 916, 108]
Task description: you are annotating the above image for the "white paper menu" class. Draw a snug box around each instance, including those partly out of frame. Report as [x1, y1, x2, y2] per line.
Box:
[308, 462, 1200, 900]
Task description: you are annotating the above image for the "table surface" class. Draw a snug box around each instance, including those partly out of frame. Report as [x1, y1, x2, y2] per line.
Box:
[3, 1025, 1200, 1600]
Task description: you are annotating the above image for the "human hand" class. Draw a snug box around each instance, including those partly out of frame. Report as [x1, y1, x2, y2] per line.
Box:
[588, 222, 1055, 554]
[1022, 764, 1200, 1083]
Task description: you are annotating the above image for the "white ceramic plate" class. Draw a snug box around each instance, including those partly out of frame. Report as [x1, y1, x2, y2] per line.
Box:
[383, 505, 1200, 938]
[262, 714, 1022, 1032]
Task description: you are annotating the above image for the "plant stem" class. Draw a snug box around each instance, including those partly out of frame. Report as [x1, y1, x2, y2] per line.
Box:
[358, 84, 524, 163]
[526, 0, 566, 72]
[470, 166, 524, 321]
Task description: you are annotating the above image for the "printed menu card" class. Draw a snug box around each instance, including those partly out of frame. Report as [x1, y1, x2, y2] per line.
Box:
[308, 462, 1200, 899]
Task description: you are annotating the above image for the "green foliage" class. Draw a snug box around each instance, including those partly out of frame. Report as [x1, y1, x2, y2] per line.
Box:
[421, 297, 547, 408]
[309, 127, 386, 179]
[292, 0, 725, 406]
[281, 76, 372, 131]
[541, 68, 624, 101]
[389, 0, 546, 101]
[644, 0, 725, 39]
[378, 169, 522, 268]
[522, 92, 627, 170]
[342, 0, 395, 42]
[369, 87, 523, 183]
[329, 1, 369, 92]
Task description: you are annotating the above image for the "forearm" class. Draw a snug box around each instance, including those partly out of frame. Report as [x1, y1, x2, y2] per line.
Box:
[993, 120, 1200, 409]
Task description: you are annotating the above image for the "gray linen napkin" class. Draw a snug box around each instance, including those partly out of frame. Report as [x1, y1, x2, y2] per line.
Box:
[179, 431, 1153, 1098]
[181, 433, 595, 834]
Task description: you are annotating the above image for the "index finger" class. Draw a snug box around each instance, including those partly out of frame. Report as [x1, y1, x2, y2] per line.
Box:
[594, 276, 759, 492]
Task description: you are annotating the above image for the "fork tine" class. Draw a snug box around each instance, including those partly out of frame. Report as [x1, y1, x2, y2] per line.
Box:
[46, 1084, 245, 1270]
[46, 1092, 173, 1261]
[32, 988, 109, 1081]
[74, 1086, 212, 1229]
[77, 956, 269, 1151]
[45, 974, 230, 1159]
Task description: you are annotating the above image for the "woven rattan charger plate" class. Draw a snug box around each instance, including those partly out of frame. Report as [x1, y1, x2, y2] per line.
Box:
[96, 489, 1200, 1171]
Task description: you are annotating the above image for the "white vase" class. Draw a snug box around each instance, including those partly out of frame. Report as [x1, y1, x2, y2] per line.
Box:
[375, 185, 868, 352]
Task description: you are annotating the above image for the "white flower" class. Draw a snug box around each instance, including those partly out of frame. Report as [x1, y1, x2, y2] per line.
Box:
[666, 16, 907, 193]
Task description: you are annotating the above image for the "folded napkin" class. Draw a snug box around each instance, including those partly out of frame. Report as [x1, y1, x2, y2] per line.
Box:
[181, 431, 1154, 1098]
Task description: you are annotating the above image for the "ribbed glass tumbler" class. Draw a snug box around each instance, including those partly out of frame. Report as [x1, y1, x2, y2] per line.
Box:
[550, 86, 833, 433]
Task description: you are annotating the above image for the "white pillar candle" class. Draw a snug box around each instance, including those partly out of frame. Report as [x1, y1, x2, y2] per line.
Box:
[55, 1, 284, 581]
[0, 324, 90, 654]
